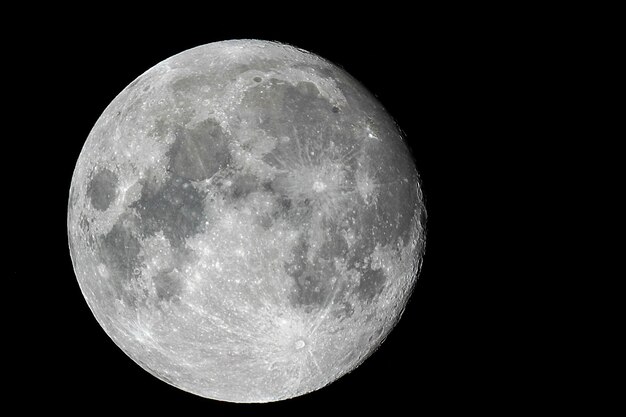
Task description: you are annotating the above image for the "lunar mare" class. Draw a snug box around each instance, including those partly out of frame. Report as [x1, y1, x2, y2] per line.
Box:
[68, 40, 426, 403]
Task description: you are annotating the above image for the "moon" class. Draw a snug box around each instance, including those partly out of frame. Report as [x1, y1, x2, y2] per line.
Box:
[67, 39, 426, 403]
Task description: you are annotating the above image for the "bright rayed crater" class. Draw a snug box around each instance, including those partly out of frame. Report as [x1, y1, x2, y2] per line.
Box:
[68, 40, 426, 403]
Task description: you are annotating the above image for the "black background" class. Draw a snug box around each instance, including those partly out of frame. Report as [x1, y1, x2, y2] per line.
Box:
[9, 6, 529, 415]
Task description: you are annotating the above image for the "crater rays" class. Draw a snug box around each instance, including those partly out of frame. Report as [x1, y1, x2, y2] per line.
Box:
[68, 39, 425, 403]
[266, 127, 363, 224]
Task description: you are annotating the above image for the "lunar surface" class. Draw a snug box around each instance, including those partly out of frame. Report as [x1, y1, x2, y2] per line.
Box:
[67, 39, 426, 403]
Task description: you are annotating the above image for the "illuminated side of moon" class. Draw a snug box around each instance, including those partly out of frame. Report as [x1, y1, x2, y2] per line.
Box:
[67, 39, 427, 403]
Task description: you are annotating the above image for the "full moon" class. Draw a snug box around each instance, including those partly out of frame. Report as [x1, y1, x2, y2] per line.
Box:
[68, 39, 426, 403]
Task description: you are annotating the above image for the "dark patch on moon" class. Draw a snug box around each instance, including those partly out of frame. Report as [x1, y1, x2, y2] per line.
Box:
[352, 142, 419, 247]
[169, 118, 231, 181]
[259, 213, 275, 229]
[239, 78, 338, 140]
[149, 118, 171, 142]
[284, 237, 308, 279]
[227, 173, 260, 200]
[335, 301, 355, 320]
[263, 194, 294, 226]
[152, 271, 183, 301]
[334, 78, 380, 120]
[68, 41, 425, 403]
[312, 224, 387, 302]
[291, 63, 335, 80]
[285, 238, 327, 310]
[87, 168, 118, 211]
[131, 176, 207, 247]
[357, 267, 386, 302]
[276, 195, 292, 213]
[263, 177, 311, 225]
[318, 225, 350, 259]
[233, 58, 283, 77]
[372, 180, 416, 245]
[99, 218, 143, 301]
[293, 273, 327, 308]
[284, 234, 341, 312]
[315, 67, 336, 79]
[346, 235, 377, 278]
[171, 74, 211, 96]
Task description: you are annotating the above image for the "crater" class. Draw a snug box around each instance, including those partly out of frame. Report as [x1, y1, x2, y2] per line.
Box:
[295, 81, 320, 97]
[263, 137, 360, 226]
[87, 168, 118, 211]
[78, 215, 95, 248]
[419, 205, 427, 227]
[168, 118, 231, 181]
